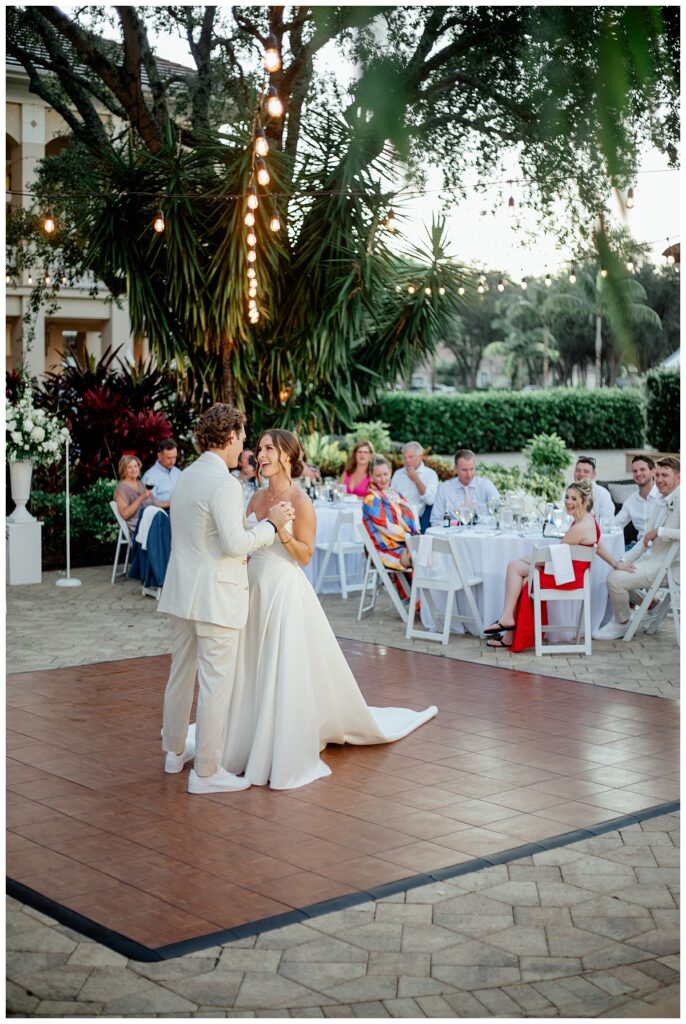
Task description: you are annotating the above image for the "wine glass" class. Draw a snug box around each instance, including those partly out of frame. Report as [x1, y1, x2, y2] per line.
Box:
[459, 506, 473, 528]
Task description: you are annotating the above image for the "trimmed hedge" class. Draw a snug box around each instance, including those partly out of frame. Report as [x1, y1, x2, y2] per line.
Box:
[645, 369, 680, 452]
[373, 388, 646, 454]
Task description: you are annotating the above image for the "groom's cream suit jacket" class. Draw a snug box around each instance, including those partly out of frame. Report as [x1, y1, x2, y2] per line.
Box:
[158, 451, 275, 629]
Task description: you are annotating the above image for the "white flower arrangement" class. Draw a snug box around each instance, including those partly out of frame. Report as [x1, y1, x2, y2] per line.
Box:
[6, 388, 69, 467]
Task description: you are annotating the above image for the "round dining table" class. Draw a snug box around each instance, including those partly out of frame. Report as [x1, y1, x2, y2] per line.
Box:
[303, 499, 365, 594]
[419, 524, 625, 637]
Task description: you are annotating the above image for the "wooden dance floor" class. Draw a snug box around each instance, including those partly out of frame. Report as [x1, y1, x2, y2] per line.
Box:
[7, 641, 679, 960]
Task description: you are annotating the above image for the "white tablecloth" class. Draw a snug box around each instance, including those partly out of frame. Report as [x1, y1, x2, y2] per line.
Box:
[303, 500, 365, 594]
[419, 526, 625, 636]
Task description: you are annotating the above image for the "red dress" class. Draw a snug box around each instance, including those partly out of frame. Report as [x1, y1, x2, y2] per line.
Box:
[511, 522, 600, 653]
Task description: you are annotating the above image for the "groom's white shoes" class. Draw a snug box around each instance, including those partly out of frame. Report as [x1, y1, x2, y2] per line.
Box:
[188, 767, 250, 794]
[164, 742, 195, 774]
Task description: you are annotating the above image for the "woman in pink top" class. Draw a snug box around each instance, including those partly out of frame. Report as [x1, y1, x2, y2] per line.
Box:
[340, 439, 374, 497]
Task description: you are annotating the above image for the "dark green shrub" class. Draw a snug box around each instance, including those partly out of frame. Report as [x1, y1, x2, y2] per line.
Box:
[373, 388, 645, 453]
[645, 370, 680, 452]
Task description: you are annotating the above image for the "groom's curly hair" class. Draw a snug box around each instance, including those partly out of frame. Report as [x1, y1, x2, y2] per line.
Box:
[195, 404, 246, 452]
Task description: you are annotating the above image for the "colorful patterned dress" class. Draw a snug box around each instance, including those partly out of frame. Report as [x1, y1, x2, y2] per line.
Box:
[362, 483, 419, 599]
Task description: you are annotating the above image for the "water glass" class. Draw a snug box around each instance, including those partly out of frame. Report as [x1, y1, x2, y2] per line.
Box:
[500, 507, 514, 531]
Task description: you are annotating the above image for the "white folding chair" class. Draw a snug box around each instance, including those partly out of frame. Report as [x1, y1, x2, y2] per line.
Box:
[314, 509, 365, 599]
[405, 534, 484, 645]
[109, 500, 131, 583]
[529, 544, 595, 656]
[623, 542, 680, 645]
[356, 523, 410, 623]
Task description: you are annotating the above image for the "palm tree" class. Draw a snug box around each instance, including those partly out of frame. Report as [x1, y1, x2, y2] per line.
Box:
[548, 267, 661, 386]
[486, 283, 561, 388]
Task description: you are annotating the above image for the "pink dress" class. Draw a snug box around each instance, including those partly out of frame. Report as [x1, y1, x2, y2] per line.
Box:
[344, 473, 371, 497]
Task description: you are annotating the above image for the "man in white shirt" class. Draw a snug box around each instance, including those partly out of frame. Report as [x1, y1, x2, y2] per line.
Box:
[430, 448, 499, 527]
[614, 455, 659, 543]
[594, 457, 680, 640]
[565, 456, 615, 523]
[143, 439, 182, 509]
[391, 441, 438, 533]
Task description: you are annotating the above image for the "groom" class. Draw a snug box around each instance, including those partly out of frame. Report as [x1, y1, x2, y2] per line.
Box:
[158, 403, 294, 794]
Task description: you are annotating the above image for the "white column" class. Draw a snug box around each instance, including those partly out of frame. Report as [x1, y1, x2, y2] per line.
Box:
[19, 104, 46, 207]
[20, 300, 45, 379]
[101, 300, 134, 362]
[85, 331, 102, 361]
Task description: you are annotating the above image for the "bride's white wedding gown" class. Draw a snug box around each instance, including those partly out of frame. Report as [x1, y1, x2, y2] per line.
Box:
[219, 515, 438, 790]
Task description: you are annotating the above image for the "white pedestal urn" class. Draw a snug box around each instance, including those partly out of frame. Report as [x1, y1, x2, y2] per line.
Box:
[8, 460, 37, 523]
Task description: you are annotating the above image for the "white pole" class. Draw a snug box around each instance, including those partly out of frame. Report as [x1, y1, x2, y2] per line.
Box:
[56, 435, 82, 588]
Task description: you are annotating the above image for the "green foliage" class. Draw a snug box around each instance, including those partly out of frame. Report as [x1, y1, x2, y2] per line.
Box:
[345, 421, 392, 455]
[645, 369, 680, 452]
[375, 388, 645, 454]
[523, 432, 573, 475]
[475, 462, 563, 503]
[300, 432, 346, 477]
[30, 479, 118, 546]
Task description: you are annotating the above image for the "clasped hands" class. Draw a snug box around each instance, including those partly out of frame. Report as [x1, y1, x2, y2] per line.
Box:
[269, 501, 295, 528]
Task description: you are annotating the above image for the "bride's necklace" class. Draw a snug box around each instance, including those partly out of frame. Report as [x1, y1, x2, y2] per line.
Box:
[266, 481, 292, 509]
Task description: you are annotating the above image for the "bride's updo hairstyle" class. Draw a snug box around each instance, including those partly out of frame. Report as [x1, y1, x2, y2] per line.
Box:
[256, 429, 304, 480]
[195, 403, 246, 452]
[566, 480, 594, 515]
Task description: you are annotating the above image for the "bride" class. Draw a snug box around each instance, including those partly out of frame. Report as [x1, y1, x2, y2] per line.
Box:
[220, 428, 437, 790]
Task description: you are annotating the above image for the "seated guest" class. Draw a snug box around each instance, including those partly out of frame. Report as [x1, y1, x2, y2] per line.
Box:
[363, 456, 419, 599]
[484, 480, 615, 651]
[232, 448, 259, 495]
[143, 438, 181, 509]
[430, 448, 499, 527]
[391, 441, 439, 533]
[340, 439, 374, 497]
[594, 457, 680, 640]
[614, 455, 659, 543]
[114, 455, 153, 534]
[563, 456, 615, 523]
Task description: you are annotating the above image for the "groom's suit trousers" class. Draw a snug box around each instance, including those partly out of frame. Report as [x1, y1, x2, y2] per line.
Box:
[162, 615, 240, 777]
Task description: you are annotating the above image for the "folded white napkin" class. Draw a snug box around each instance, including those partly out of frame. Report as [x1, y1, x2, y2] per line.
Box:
[546, 544, 575, 585]
[416, 534, 433, 567]
[136, 505, 163, 549]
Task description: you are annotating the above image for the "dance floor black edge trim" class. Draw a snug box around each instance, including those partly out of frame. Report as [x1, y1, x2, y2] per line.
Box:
[7, 800, 680, 963]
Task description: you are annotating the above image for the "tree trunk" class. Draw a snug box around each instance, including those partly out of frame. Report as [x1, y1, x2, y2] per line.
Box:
[594, 313, 603, 388]
[221, 343, 236, 406]
[542, 324, 549, 387]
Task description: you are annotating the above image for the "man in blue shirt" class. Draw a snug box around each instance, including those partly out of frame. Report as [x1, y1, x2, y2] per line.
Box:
[430, 448, 499, 526]
[143, 438, 182, 509]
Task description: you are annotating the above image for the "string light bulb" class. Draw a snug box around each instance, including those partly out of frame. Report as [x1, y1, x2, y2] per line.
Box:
[407, 284, 415, 294]
[626, 186, 634, 209]
[269, 212, 281, 232]
[248, 286, 258, 298]
[438, 286, 446, 296]
[600, 267, 608, 278]
[477, 283, 485, 294]
[247, 186, 259, 210]
[458, 285, 465, 296]
[5, 273, 10, 284]
[244, 211, 255, 227]
[153, 208, 165, 233]
[248, 299, 257, 310]
[666, 239, 675, 265]
[246, 231, 257, 247]
[43, 207, 56, 234]
[247, 249, 257, 263]
[254, 127, 269, 157]
[60, 275, 66, 284]
[626, 258, 635, 273]
[386, 208, 397, 232]
[266, 86, 283, 118]
[256, 159, 270, 186]
[507, 180, 515, 214]
[247, 267, 256, 279]
[544, 271, 552, 287]
[497, 278, 505, 292]
[424, 286, 432, 296]
[521, 278, 528, 291]
[27, 272, 33, 284]
[569, 265, 577, 284]
[264, 32, 281, 73]
[44, 273, 51, 284]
